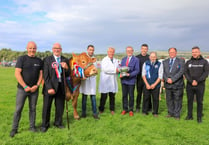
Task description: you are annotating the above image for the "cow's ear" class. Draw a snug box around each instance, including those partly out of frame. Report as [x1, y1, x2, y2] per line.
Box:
[72, 53, 77, 58]
[81, 52, 87, 55]
[91, 57, 97, 62]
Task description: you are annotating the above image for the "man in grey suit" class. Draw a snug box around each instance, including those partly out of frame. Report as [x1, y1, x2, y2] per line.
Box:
[163, 47, 185, 120]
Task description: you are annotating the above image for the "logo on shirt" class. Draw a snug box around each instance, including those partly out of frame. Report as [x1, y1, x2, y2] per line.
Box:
[188, 64, 203, 68]
[34, 64, 40, 66]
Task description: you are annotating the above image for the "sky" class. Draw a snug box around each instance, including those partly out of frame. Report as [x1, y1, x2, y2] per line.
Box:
[0, 0, 209, 54]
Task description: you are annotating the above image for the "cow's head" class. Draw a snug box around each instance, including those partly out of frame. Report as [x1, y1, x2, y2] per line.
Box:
[71, 52, 98, 77]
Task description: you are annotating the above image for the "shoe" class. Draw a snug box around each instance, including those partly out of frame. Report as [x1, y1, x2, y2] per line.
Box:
[175, 117, 180, 120]
[129, 111, 134, 116]
[99, 111, 103, 114]
[121, 110, 126, 115]
[135, 109, 140, 113]
[142, 112, 148, 116]
[40, 127, 48, 132]
[30, 127, 38, 132]
[185, 116, 193, 120]
[111, 111, 115, 115]
[93, 114, 100, 120]
[197, 118, 202, 123]
[166, 114, 172, 118]
[81, 114, 86, 118]
[153, 114, 158, 117]
[54, 124, 65, 129]
[10, 129, 17, 137]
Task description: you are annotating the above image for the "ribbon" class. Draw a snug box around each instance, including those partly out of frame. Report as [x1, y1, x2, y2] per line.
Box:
[52, 62, 61, 78]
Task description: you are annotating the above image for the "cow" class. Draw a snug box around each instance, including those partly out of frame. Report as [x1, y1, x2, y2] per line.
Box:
[64, 52, 98, 120]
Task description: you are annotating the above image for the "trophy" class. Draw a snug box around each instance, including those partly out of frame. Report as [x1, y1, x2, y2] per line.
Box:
[118, 66, 130, 77]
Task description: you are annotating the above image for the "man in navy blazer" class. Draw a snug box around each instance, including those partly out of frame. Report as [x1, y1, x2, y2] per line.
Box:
[163, 47, 185, 120]
[41, 43, 70, 132]
[120, 46, 139, 116]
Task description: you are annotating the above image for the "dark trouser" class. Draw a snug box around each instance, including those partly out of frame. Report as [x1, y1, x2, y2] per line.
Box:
[122, 84, 135, 112]
[186, 83, 205, 118]
[82, 94, 97, 115]
[166, 88, 183, 118]
[99, 92, 115, 112]
[42, 83, 65, 128]
[136, 77, 152, 111]
[12, 88, 39, 130]
[142, 87, 160, 114]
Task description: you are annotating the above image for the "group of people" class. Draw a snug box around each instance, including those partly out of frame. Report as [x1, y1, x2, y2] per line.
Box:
[10, 41, 209, 138]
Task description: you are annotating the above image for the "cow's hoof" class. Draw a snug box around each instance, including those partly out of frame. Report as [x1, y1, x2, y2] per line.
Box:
[74, 116, 80, 120]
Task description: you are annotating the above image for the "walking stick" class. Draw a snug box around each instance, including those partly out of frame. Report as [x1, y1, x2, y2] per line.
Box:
[63, 69, 70, 130]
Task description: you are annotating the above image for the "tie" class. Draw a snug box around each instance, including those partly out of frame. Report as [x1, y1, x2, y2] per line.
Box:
[126, 57, 129, 66]
[111, 58, 113, 63]
[57, 57, 62, 74]
[169, 59, 173, 72]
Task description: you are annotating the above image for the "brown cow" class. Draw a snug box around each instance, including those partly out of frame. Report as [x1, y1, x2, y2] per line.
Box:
[65, 52, 97, 119]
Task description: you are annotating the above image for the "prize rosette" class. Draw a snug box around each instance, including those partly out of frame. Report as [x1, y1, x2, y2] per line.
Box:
[52, 62, 61, 78]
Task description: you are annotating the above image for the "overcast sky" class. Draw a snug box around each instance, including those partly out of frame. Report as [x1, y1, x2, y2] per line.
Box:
[1, 0, 209, 54]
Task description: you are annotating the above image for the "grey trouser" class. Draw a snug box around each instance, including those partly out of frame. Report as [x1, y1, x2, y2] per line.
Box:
[11, 88, 39, 130]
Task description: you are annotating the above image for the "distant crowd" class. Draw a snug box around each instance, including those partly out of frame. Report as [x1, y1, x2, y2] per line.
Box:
[9, 41, 209, 138]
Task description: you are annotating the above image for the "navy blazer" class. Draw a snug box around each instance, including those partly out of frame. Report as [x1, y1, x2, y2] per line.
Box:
[120, 56, 140, 85]
[163, 57, 185, 89]
[43, 55, 70, 95]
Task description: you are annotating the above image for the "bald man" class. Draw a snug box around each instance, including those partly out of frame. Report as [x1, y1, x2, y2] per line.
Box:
[10, 41, 43, 137]
[41, 43, 69, 132]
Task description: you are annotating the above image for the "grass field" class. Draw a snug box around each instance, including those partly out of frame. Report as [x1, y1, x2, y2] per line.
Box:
[0, 67, 209, 145]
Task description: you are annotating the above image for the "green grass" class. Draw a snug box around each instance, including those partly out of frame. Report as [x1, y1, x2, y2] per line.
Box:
[0, 67, 209, 145]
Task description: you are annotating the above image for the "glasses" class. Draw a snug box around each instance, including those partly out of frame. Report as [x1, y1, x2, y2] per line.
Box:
[53, 47, 61, 49]
[28, 48, 37, 50]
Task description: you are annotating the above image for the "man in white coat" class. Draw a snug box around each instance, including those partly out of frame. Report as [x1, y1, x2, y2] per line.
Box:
[98, 47, 119, 115]
[80, 45, 99, 119]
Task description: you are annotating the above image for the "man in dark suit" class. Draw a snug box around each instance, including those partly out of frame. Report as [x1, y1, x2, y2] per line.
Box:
[41, 43, 70, 132]
[120, 46, 139, 116]
[163, 47, 185, 120]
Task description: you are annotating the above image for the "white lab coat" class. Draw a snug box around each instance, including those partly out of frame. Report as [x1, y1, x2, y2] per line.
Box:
[79, 62, 97, 95]
[99, 56, 119, 93]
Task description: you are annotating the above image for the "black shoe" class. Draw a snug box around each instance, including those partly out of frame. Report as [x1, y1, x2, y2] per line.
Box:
[30, 127, 38, 132]
[10, 129, 17, 137]
[197, 118, 202, 123]
[185, 116, 193, 120]
[40, 127, 48, 132]
[93, 114, 100, 120]
[81, 114, 86, 118]
[135, 109, 140, 113]
[54, 124, 65, 129]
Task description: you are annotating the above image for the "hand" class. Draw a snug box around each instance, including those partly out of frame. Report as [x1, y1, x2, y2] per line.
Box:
[61, 62, 68, 70]
[30, 85, 38, 93]
[48, 89, 56, 95]
[146, 84, 151, 90]
[150, 84, 156, 89]
[167, 78, 173, 84]
[24, 86, 31, 92]
[192, 80, 198, 86]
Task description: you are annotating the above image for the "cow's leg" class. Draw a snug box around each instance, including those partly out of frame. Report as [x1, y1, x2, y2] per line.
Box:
[72, 95, 80, 120]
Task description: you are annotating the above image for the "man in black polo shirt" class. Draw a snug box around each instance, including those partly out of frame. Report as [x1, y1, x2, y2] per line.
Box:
[10, 41, 43, 137]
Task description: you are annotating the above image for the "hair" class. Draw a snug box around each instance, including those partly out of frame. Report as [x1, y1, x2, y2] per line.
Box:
[87, 44, 94, 49]
[192, 46, 200, 50]
[168, 47, 177, 52]
[141, 43, 148, 48]
[150, 51, 157, 56]
[108, 47, 115, 52]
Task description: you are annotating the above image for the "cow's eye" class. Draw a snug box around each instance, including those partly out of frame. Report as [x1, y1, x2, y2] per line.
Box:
[82, 61, 86, 64]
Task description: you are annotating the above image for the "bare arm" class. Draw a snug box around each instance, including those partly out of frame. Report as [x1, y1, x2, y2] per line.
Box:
[15, 68, 31, 92]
